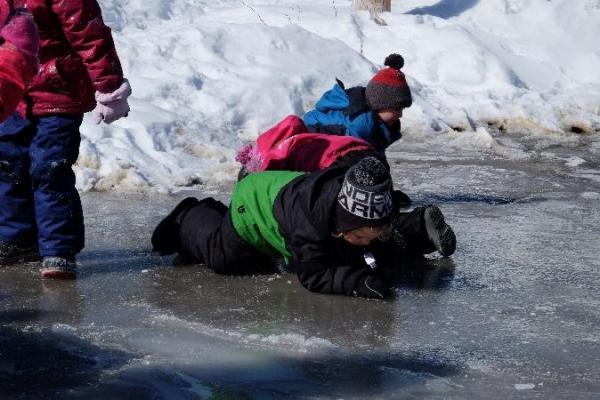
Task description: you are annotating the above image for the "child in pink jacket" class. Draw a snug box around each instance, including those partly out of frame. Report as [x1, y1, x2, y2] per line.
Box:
[236, 115, 412, 207]
[236, 115, 374, 174]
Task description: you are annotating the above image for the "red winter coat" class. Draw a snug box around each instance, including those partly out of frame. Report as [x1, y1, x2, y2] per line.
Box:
[0, 42, 34, 121]
[0, 0, 123, 117]
[236, 115, 373, 173]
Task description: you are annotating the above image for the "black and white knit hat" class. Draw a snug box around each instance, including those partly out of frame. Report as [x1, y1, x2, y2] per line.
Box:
[336, 157, 393, 232]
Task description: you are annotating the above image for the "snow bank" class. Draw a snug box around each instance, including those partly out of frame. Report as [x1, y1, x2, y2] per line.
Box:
[77, 0, 600, 192]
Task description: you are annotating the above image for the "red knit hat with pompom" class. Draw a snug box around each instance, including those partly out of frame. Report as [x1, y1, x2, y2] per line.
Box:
[365, 54, 412, 111]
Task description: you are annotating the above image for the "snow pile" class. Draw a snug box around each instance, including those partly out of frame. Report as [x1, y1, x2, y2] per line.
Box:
[76, 0, 600, 192]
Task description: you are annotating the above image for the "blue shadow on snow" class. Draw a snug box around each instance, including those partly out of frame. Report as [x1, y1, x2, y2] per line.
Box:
[406, 0, 480, 19]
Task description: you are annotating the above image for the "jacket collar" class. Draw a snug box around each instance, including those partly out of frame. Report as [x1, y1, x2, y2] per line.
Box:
[337, 79, 371, 118]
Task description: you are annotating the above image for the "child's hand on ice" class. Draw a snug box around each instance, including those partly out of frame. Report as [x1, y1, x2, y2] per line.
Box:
[93, 79, 132, 124]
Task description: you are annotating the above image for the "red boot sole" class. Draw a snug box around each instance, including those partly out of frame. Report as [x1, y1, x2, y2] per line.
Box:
[40, 270, 76, 280]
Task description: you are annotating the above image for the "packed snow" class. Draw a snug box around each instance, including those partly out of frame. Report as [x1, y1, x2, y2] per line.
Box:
[76, 0, 600, 192]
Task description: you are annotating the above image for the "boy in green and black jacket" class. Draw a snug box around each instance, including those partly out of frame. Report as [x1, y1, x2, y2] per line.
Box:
[152, 157, 455, 299]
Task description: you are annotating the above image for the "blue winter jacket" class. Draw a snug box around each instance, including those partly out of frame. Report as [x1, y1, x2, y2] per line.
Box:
[303, 80, 402, 155]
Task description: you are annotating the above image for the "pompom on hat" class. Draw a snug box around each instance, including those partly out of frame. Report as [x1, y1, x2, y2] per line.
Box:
[336, 157, 393, 233]
[365, 53, 412, 111]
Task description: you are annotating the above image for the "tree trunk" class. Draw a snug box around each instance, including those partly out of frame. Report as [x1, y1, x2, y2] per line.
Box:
[353, 0, 391, 13]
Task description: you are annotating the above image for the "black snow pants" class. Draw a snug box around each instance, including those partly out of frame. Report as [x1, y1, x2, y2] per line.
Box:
[178, 198, 272, 274]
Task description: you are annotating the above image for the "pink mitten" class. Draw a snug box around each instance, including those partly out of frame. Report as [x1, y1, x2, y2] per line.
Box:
[93, 79, 132, 124]
[235, 143, 263, 173]
[0, 11, 40, 71]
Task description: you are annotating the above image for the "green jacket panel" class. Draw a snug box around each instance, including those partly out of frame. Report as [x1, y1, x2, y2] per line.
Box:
[230, 171, 304, 258]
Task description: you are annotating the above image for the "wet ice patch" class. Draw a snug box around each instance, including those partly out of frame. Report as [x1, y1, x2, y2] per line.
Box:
[514, 383, 535, 390]
[565, 157, 587, 167]
[570, 169, 600, 184]
[150, 313, 336, 354]
[397, 164, 542, 203]
[581, 192, 600, 200]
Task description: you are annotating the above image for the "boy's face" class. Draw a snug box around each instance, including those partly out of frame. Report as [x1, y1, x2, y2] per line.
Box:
[342, 225, 390, 246]
[378, 109, 403, 126]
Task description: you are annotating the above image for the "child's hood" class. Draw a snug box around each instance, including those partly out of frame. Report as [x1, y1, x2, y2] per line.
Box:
[314, 80, 350, 112]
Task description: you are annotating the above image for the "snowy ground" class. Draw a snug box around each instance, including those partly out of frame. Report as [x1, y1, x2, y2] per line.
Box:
[75, 0, 600, 192]
[1, 141, 599, 399]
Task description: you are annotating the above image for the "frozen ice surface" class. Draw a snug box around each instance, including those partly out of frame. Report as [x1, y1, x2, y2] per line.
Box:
[514, 383, 536, 390]
[1, 140, 599, 399]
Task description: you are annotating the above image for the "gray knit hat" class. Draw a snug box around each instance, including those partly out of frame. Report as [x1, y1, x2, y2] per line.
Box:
[336, 157, 393, 232]
[365, 54, 412, 111]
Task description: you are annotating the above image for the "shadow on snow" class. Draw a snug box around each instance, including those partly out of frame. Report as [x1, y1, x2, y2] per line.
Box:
[406, 0, 480, 19]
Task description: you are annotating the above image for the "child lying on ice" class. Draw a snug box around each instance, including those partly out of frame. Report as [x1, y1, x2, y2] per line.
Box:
[235, 114, 412, 206]
[303, 53, 412, 158]
[152, 157, 456, 299]
[236, 114, 375, 175]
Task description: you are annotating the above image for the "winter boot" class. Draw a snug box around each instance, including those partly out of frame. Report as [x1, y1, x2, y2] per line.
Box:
[423, 205, 456, 257]
[0, 241, 41, 265]
[40, 256, 76, 279]
[152, 197, 200, 255]
[392, 189, 412, 209]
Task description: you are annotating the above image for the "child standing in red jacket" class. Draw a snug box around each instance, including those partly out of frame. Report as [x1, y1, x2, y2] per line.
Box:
[0, 1, 131, 278]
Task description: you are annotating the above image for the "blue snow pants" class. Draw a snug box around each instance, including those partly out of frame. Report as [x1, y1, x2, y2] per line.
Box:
[0, 112, 84, 256]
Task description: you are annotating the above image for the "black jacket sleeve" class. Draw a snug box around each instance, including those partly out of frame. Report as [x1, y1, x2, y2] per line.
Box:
[273, 168, 391, 299]
[296, 260, 389, 299]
